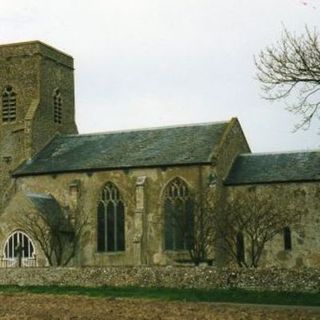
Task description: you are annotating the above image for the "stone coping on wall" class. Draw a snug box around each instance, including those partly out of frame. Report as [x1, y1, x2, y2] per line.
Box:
[0, 266, 319, 293]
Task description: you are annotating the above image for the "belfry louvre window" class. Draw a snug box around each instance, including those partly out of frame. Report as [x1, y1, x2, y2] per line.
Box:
[2, 86, 16, 122]
[97, 182, 125, 252]
[53, 88, 62, 124]
[164, 177, 194, 251]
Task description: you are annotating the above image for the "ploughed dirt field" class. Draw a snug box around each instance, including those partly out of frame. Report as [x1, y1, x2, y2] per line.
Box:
[0, 294, 319, 320]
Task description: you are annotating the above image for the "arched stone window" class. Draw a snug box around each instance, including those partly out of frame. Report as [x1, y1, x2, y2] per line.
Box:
[163, 177, 194, 251]
[3, 231, 35, 267]
[2, 85, 16, 122]
[97, 182, 125, 252]
[53, 88, 62, 124]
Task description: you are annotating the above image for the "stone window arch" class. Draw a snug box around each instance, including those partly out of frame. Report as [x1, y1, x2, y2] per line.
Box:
[163, 177, 194, 251]
[97, 182, 125, 252]
[3, 231, 35, 267]
[53, 88, 62, 124]
[2, 85, 16, 122]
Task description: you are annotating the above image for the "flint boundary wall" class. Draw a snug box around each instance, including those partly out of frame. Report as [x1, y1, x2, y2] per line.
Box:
[0, 267, 319, 293]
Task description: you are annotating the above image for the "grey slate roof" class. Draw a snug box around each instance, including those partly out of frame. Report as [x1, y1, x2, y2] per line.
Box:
[26, 192, 72, 232]
[14, 121, 228, 176]
[26, 192, 63, 225]
[225, 151, 320, 185]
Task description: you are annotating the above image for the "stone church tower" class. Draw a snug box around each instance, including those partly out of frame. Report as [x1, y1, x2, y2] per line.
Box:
[0, 41, 78, 209]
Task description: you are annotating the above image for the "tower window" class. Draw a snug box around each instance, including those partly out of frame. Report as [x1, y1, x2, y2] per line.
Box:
[53, 88, 62, 124]
[283, 226, 292, 250]
[2, 86, 16, 123]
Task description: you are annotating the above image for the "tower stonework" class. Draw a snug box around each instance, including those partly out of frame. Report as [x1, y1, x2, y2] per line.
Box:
[0, 41, 78, 208]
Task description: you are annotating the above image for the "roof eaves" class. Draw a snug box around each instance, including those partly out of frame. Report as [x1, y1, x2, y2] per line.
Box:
[12, 161, 213, 178]
[224, 177, 320, 186]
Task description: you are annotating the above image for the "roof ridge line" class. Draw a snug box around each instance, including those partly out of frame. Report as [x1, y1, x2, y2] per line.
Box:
[239, 149, 320, 157]
[58, 120, 229, 138]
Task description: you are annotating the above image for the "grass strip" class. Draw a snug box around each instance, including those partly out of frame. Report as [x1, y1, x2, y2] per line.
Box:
[0, 285, 318, 307]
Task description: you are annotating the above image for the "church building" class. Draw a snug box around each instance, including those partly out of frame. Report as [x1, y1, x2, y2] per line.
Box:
[0, 41, 319, 268]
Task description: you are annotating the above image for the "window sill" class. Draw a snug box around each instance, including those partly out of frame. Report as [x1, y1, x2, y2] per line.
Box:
[94, 251, 126, 256]
[164, 249, 190, 253]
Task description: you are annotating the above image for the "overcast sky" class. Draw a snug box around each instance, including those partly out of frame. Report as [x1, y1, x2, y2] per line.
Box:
[0, 0, 319, 152]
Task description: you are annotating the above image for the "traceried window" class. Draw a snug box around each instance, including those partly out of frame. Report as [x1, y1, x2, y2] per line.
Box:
[3, 231, 35, 267]
[2, 86, 16, 122]
[283, 226, 292, 250]
[163, 177, 194, 251]
[97, 182, 125, 252]
[53, 88, 62, 124]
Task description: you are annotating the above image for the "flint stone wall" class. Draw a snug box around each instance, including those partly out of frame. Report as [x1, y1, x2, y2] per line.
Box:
[0, 266, 319, 293]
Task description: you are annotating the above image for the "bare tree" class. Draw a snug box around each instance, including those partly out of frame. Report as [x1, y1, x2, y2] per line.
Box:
[167, 182, 303, 268]
[255, 26, 320, 130]
[213, 188, 303, 268]
[167, 186, 218, 266]
[186, 191, 217, 265]
[14, 201, 87, 266]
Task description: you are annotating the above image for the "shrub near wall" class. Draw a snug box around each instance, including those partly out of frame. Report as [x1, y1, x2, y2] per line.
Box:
[0, 266, 319, 293]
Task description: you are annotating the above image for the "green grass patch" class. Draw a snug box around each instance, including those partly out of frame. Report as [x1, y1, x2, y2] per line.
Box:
[0, 285, 318, 306]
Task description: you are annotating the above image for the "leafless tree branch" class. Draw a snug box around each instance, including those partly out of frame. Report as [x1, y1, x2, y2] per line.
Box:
[255, 25, 320, 130]
[211, 187, 302, 268]
[13, 199, 88, 266]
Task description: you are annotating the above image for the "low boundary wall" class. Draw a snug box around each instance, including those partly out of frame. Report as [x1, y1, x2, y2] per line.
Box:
[0, 267, 319, 293]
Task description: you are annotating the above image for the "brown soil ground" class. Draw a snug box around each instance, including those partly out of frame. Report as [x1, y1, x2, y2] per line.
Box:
[0, 294, 319, 320]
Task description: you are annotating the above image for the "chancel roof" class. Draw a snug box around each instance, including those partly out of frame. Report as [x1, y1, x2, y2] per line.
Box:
[14, 121, 229, 176]
[225, 150, 320, 185]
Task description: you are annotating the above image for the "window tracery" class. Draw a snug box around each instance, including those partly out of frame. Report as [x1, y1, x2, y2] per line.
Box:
[97, 182, 125, 252]
[163, 178, 194, 251]
[53, 88, 62, 124]
[2, 86, 16, 122]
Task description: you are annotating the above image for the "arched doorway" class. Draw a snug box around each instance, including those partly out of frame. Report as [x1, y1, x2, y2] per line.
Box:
[3, 231, 36, 267]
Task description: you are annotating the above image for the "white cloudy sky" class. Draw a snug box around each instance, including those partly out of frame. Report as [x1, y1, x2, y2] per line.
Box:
[0, 0, 319, 152]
